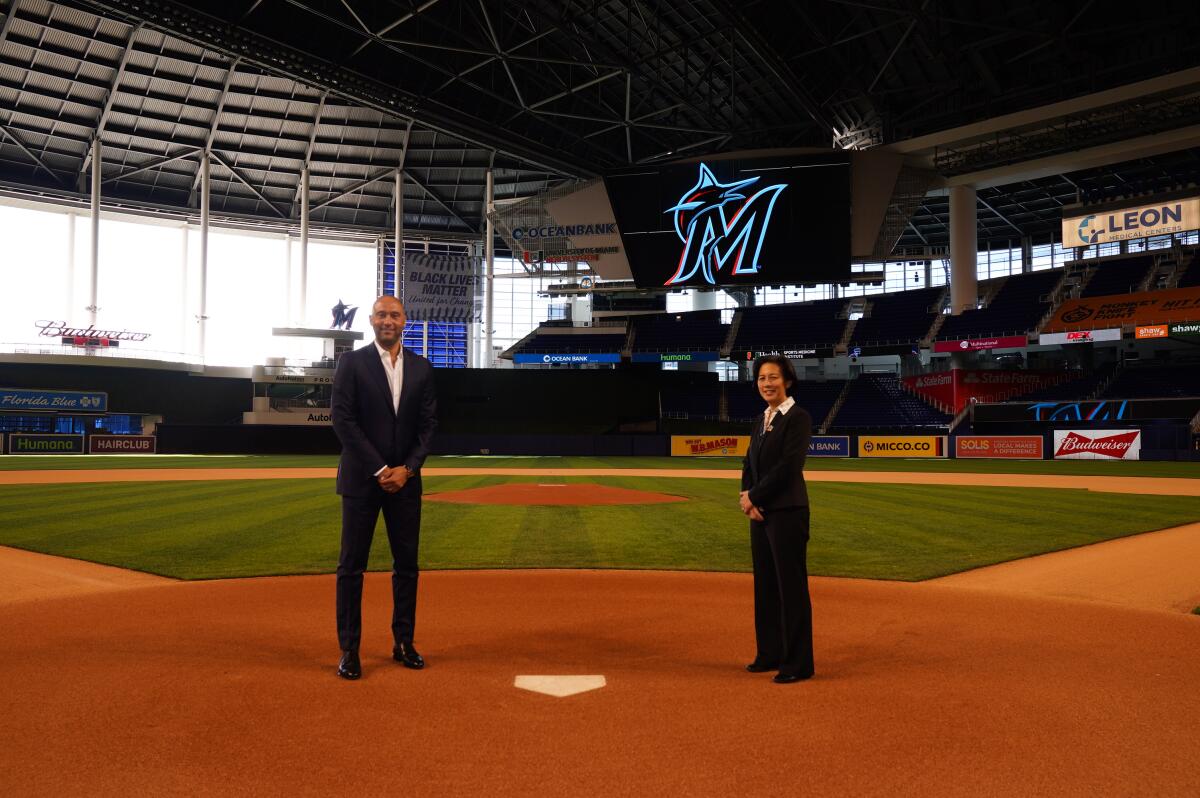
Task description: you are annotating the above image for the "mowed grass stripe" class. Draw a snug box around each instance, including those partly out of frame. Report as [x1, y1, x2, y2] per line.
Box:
[1, 476, 1196, 581]
[2, 454, 1200, 479]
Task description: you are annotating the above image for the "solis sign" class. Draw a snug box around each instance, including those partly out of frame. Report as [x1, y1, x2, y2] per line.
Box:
[1052, 429, 1142, 460]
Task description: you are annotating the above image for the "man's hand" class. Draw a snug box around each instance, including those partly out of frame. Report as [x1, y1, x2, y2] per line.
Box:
[748, 506, 765, 523]
[378, 466, 410, 493]
[739, 490, 754, 515]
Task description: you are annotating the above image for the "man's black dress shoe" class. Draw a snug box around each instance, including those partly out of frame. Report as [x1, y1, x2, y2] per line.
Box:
[393, 641, 425, 670]
[773, 672, 812, 684]
[745, 660, 779, 673]
[336, 650, 361, 680]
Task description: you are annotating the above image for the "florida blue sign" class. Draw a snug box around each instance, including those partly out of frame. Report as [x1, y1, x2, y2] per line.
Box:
[631, 351, 720, 363]
[513, 353, 621, 364]
[0, 388, 108, 413]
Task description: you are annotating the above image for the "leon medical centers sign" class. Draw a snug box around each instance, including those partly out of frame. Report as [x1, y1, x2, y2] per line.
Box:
[1062, 198, 1199, 246]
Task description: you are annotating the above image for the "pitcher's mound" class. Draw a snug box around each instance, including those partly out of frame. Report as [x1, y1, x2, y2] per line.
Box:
[426, 483, 687, 506]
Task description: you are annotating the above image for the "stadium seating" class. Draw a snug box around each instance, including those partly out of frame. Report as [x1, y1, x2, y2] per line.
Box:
[661, 383, 722, 419]
[851, 287, 943, 347]
[515, 333, 626, 354]
[1100, 363, 1200, 399]
[726, 379, 846, 425]
[1010, 362, 1119, 401]
[1080, 254, 1154, 297]
[936, 270, 1062, 341]
[630, 310, 728, 352]
[1175, 251, 1200, 288]
[828, 374, 951, 429]
[732, 299, 848, 354]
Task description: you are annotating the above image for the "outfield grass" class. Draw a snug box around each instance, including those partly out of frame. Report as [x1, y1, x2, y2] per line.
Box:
[0, 474, 1196, 581]
[1, 453, 1199, 478]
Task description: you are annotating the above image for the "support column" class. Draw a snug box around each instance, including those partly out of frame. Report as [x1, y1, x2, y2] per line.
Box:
[299, 165, 309, 326]
[199, 150, 210, 361]
[394, 168, 404, 299]
[484, 169, 495, 368]
[65, 212, 76, 321]
[949, 185, 978, 315]
[180, 226, 189, 356]
[88, 138, 101, 326]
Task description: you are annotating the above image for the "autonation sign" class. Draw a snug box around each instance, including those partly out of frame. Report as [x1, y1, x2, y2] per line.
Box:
[511, 223, 617, 241]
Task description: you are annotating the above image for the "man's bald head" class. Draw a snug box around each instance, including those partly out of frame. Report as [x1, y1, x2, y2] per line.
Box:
[370, 295, 406, 349]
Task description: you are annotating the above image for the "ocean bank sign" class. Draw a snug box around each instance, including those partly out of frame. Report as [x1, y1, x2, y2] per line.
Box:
[0, 388, 108, 413]
[514, 353, 621, 364]
[511, 223, 616, 241]
[1063, 198, 1199, 245]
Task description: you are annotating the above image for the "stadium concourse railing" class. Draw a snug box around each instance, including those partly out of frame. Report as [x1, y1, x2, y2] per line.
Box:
[0, 342, 203, 365]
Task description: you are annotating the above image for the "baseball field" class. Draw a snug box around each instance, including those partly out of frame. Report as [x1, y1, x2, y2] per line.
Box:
[2, 455, 1198, 796]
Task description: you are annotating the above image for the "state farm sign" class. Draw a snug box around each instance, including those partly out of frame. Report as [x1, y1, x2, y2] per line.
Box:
[1052, 429, 1142, 460]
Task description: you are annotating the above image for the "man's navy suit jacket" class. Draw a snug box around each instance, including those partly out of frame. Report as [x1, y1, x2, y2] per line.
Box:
[330, 344, 437, 497]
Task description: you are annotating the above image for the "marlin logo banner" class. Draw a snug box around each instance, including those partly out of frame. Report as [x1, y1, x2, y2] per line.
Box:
[664, 164, 786, 286]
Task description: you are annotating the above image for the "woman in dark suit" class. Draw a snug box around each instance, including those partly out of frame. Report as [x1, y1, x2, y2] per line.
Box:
[739, 354, 814, 684]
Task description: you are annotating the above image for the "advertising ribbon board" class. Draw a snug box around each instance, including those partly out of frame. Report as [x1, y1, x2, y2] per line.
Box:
[1135, 325, 1169, 339]
[1053, 429, 1141, 460]
[973, 397, 1200, 423]
[955, 435, 1043, 459]
[0, 388, 108, 413]
[631, 351, 720, 363]
[932, 336, 1027, 353]
[89, 435, 156, 454]
[670, 435, 749, 457]
[513, 353, 621, 364]
[1061, 198, 1200, 246]
[1170, 321, 1200, 340]
[808, 436, 850, 457]
[1043, 286, 1200, 332]
[858, 436, 946, 458]
[903, 370, 1069, 414]
[1037, 328, 1122, 345]
[9, 433, 85, 454]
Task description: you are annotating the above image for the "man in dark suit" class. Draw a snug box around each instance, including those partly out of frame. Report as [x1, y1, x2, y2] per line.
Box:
[739, 355, 814, 684]
[330, 295, 437, 680]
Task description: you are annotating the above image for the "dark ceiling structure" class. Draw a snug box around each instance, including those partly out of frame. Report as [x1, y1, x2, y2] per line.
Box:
[1, 0, 1199, 249]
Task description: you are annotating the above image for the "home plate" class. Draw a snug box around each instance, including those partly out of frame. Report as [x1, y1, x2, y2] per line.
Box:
[514, 675, 607, 697]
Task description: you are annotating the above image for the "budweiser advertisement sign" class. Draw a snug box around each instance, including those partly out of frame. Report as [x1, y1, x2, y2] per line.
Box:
[1052, 429, 1142, 460]
[932, 335, 1027, 353]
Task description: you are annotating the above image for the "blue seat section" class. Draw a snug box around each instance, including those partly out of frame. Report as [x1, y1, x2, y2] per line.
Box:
[1176, 251, 1200, 288]
[631, 310, 728, 352]
[733, 299, 848, 353]
[1100, 364, 1200, 399]
[1080, 255, 1153, 298]
[661, 383, 722, 419]
[937, 270, 1062, 341]
[517, 333, 626, 353]
[852, 287, 942, 347]
[1010, 363, 1119, 401]
[828, 374, 951, 429]
[727, 379, 846, 424]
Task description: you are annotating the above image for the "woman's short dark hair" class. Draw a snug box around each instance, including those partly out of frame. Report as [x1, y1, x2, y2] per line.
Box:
[752, 354, 798, 396]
